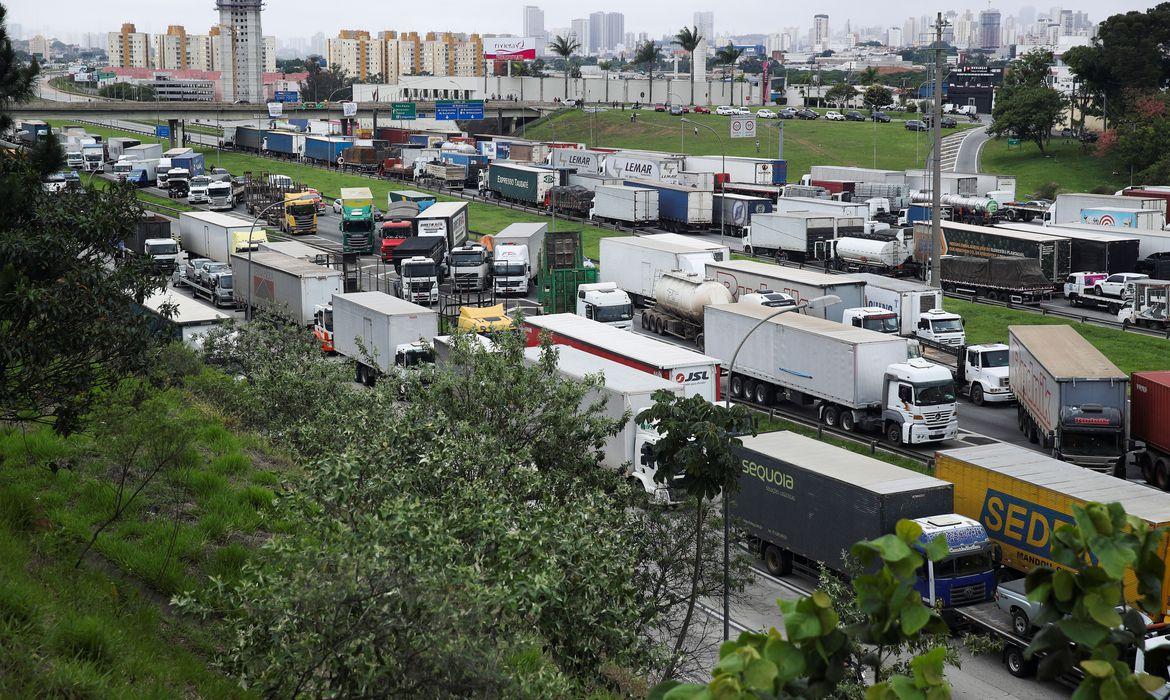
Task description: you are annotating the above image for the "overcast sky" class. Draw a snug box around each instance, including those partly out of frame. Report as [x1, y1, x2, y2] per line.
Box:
[6, 0, 1143, 39]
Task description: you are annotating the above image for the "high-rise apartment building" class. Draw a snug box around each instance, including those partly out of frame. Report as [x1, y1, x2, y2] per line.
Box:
[327, 30, 384, 81]
[886, 26, 903, 47]
[605, 12, 624, 50]
[570, 18, 590, 51]
[216, 0, 265, 103]
[523, 6, 545, 40]
[812, 14, 829, 51]
[979, 9, 1002, 49]
[588, 12, 605, 53]
[693, 11, 714, 43]
[152, 26, 190, 70]
[107, 23, 150, 68]
[28, 35, 50, 60]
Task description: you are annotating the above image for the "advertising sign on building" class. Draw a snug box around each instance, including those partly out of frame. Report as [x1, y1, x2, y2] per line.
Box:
[483, 37, 537, 60]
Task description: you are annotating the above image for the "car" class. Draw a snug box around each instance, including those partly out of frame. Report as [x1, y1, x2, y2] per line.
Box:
[715, 105, 737, 116]
[796, 108, 820, 120]
[197, 261, 230, 288]
[844, 110, 866, 121]
[905, 119, 928, 131]
[779, 107, 798, 119]
[995, 578, 1040, 637]
[184, 257, 212, 285]
[872, 111, 891, 123]
[824, 111, 846, 121]
[653, 104, 667, 112]
[332, 198, 343, 214]
[669, 104, 685, 115]
[1093, 272, 1148, 298]
[1064, 272, 1110, 300]
[756, 108, 777, 119]
[692, 106, 711, 114]
[1135, 251, 1170, 275]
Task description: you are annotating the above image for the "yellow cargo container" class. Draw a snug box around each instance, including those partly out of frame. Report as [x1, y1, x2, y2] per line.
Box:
[936, 443, 1170, 618]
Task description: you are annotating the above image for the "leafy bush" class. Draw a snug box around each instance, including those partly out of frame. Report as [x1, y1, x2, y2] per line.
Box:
[1033, 181, 1061, 200]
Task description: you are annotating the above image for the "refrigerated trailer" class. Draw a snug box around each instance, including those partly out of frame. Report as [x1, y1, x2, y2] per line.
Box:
[704, 259, 863, 322]
[623, 178, 713, 231]
[685, 155, 787, 185]
[851, 273, 965, 346]
[598, 235, 729, 305]
[590, 184, 659, 225]
[229, 250, 343, 326]
[1008, 325, 1128, 473]
[330, 292, 439, 386]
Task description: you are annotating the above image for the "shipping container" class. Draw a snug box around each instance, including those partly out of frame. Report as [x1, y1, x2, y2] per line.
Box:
[1052, 192, 1167, 225]
[521, 313, 721, 401]
[599, 235, 729, 303]
[743, 212, 836, 260]
[331, 292, 439, 382]
[229, 250, 343, 326]
[1008, 325, 1128, 472]
[997, 222, 1139, 274]
[712, 193, 774, 235]
[1131, 371, 1170, 489]
[590, 184, 659, 225]
[487, 162, 558, 205]
[917, 221, 1071, 285]
[375, 126, 413, 144]
[704, 259, 863, 321]
[304, 135, 354, 164]
[935, 442, 1170, 617]
[623, 178, 713, 230]
[685, 155, 787, 185]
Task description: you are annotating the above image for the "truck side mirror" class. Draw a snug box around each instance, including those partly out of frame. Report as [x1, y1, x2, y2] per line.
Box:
[585, 304, 594, 319]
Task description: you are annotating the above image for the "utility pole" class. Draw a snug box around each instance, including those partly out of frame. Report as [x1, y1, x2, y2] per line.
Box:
[929, 12, 947, 289]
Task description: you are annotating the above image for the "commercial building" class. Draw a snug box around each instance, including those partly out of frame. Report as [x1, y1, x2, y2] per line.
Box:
[979, 9, 1002, 50]
[107, 23, 151, 68]
[605, 12, 625, 51]
[216, 0, 265, 103]
[152, 77, 216, 101]
[694, 11, 714, 44]
[570, 18, 590, 50]
[813, 14, 829, 52]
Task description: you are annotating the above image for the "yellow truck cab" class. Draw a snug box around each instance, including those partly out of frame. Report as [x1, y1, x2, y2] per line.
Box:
[282, 192, 318, 235]
[457, 304, 516, 338]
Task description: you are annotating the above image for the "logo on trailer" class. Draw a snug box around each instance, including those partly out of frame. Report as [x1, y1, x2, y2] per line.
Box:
[675, 370, 710, 384]
[978, 489, 1074, 561]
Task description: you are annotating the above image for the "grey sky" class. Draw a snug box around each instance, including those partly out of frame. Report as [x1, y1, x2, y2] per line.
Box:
[7, 0, 1140, 40]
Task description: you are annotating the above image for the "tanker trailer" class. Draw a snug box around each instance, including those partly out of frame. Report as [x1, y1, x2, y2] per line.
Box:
[831, 231, 916, 275]
[641, 270, 734, 347]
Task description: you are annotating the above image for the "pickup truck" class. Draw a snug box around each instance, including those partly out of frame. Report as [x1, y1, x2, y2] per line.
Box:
[994, 578, 1040, 638]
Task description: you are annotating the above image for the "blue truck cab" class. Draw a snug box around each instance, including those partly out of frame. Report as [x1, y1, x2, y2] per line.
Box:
[913, 514, 997, 608]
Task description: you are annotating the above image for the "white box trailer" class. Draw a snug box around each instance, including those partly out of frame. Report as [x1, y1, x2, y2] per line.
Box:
[599, 235, 730, 303]
[591, 184, 659, 224]
[522, 313, 721, 401]
[179, 211, 267, 263]
[686, 155, 784, 185]
[1052, 193, 1168, 225]
[549, 148, 607, 174]
[774, 196, 871, 219]
[744, 212, 837, 260]
[230, 250, 343, 326]
[905, 171, 979, 196]
[851, 273, 950, 335]
[522, 344, 684, 496]
[604, 151, 686, 184]
[568, 173, 623, 192]
[331, 292, 439, 383]
[704, 259, 864, 322]
[808, 166, 906, 185]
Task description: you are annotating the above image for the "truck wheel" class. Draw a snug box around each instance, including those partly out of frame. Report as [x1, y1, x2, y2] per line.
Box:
[1027, 420, 1039, 444]
[1010, 608, 1031, 637]
[640, 313, 649, 330]
[1004, 645, 1036, 678]
[695, 333, 705, 349]
[730, 375, 744, 399]
[970, 384, 985, 406]
[1140, 453, 1155, 484]
[1156, 459, 1170, 492]
[763, 544, 793, 576]
[885, 422, 903, 446]
[840, 410, 856, 432]
[822, 405, 840, 428]
[743, 379, 757, 402]
[754, 382, 772, 406]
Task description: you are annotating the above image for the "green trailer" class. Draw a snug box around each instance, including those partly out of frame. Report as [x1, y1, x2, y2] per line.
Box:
[487, 162, 557, 205]
[537, 230, 597, 314]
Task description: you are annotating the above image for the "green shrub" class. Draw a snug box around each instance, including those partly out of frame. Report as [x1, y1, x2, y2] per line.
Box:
[147, 343, 203, 388]
[1033, 180, 1061, 200]
[48, 615, 114, 667]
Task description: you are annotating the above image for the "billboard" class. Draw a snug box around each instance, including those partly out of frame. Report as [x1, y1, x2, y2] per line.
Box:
[483, 37, 537, 60]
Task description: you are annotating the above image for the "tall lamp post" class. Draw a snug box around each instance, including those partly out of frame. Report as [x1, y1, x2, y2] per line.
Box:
[245, 200, 284, 321]
[681, 117, 725, 244]
[720, 293, 840, 641]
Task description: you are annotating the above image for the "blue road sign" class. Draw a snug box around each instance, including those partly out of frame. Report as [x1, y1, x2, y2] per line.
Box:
[274, 90, 300, 103]
[457, 100, 484, 119]
[155, 125, 170, 137]
[435, 101, 458, 120]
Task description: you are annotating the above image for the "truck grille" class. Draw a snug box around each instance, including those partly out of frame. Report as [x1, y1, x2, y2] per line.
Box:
[949, 583, 986, 606]
[410, 282, 431, 292]
[999, 378, 1010, 388]
[923, 410, 951, 427]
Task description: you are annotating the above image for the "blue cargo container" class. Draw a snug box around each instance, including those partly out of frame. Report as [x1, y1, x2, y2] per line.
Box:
[623, 179, 714, 231]
[288, 118, 309, 129]
[907, 204, 932, 224]
[265, 131, 298, 156]
[171, 153, 205, 176]
[407, 134, 429, 146]
[304, 136, 354, 164]
[439, 151, 487, 169]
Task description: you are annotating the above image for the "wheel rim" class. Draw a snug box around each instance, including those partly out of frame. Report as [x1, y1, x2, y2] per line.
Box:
[764, 547, 781, 574]
[1013, 615, 1027, 635]
[972, 386, 983, 405]
[888, 425, 902, 444]
[755, 384, 768, 405]
[824, 408, 838, 427]
[731, 376, 742, 398]
[842, 412, 854, 431]
[1007, 651, 1021, 673]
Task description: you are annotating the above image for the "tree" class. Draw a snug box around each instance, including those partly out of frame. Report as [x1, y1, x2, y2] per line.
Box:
[989, 49, 1065, 153]
[634, 40, 663, 103]
[863, 84, 894, 111]
[636, 392, 755, 679]
[1098, 93, 1170, 184]
[549, 34, 581, 101]
[714, 43, 745, 105]
[300, 59, 351, 102]
[824, 82, 858, 107]
[857, 66, 879, 85]
[0, 5, 37, 134]
[673, 26, 703, 105]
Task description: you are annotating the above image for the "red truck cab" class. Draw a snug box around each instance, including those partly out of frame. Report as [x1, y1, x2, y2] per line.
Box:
[379, 219, 414, 262]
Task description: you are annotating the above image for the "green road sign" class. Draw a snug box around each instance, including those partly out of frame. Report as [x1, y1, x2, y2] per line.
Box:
[391, 102, 417, 120]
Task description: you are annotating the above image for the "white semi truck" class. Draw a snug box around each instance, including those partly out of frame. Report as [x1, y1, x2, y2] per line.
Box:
[575, 282, 634, 330]
[329, 292, 439, 387]
[704, 303, 959, 445]
[483, 222, 546, 295]
[179, 211, 268, 263]
[850, 273, 966, 347]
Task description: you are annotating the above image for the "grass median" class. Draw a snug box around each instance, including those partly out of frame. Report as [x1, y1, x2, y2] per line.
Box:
[979, 137, 1124, 198]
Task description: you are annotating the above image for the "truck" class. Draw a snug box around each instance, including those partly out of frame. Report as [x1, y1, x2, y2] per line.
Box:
[448, 243, 490, 292]
[413, 202, 469, 253]
[329, 292, 439, 386]
[598, 235, 729, 306]
[851, 273, 965, 346]
[123, 215, 180, 273]
[918, 342, 1014, 406]
[939, 256, 1053, 304]
[548, 148, 607, 174]
[712, 193, 773, 236]
[523, 313, 721, 401]
[304, 135, 354, 165]
[1118, 279, 1170, 331]
[1131, 370, 1170, 489]
[113, 158, 159, 187]
[229, 250, 343, 325]
[171, 152, 205, 177]
[705, 304, 958, 445]
[281, 191, 318, 235]
[575, 282, 634, 330]
[935, 442, 1170, 617]
[604, 151, 686, 184]
[339, 187, 376, 254]
[179, 211, 268, 263]
[1051, 192, 1167, 225]
[996, 223, 1140, 275]
[482, 222, 546, 296]
[1081, 207, 1164, 231]
[639, 271, 733, 346]
[141, 289, 231, 348]
[421, 161, 466, 187]
[546, 185, 594, 217]
[807, 166, 906, 185]
[485, 162, 558, 205]
[521, 344, 684, 501]
[590, 185, 659, 226]
[158, 148, 194, 188]
[773, 195, 871, 220]
[743, 212, 837, 261]
[105, 137, 139, 162]
[704, 259, 863, 322]
[829, 229, 917, 274]
[387, 190, 437, 212]
[378, 218, 415, 263]
[622, 178, 712, 232]
[392, 238, 446, 305]
[916, 221, 1071, 286]
[207, 178, 237, 211]
[1008, 324, 1128, 473]
[80, 143, 105, 172]
[733, 431, 996, 608]
[120, 143, 162, 163]
[1121, 186, 1170, 225]
[264, 131, 306, 159]
[684, 155, 787, 185]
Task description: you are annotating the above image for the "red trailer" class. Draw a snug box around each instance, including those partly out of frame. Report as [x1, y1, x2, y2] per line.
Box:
[1122, 187, 1170, 225]
[374, 126, 412, 144]
[1132, 370, 1170, 489]
[809, 179, 857, 196]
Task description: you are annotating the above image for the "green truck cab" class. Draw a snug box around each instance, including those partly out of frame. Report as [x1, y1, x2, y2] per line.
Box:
[340, 187, 376, 254]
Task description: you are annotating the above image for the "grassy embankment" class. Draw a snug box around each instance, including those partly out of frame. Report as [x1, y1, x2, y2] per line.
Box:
[49, 120, 618, 260]
[522, 109, 974, 180]
[979, 137, 1126, 199]
[0, 375, 288, 696]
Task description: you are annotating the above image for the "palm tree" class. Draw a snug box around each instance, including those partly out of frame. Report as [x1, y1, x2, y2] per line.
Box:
[549, 34, 581, 102]
[673, 26, 703, 106]
[858, 66, 879, 86]
[714, 43, 745, 106]
[634, 40, 663, 105]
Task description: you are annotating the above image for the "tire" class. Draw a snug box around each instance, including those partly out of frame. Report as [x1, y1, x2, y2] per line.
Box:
[730, 375, 744, 399]
[1011, 608, 1031, 637]
[1113, 456, 1128, 480]
[971, 384, 985, 406]
[743, 379, 757, 403]
[822, 405, 840, 428]
[1026, 419, 1039, 444]
[695, 333, 705, 349]
[640, 313, 649, 330]
[743, 245, 754, 256]
[763, 544, 793, 576]
[986, 291, 1000, 302]
[1140, 453, 1155, 485]
[1094, 285, 1104, 296]
[1004, 645, 1036, 678]
[841, 410, 857, 432]
[1156, 459, 1170, 492]
[754, 381, 772, 406]
[886, 422, 903, 446]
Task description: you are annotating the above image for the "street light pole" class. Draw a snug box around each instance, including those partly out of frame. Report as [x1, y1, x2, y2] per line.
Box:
[246, 200, 283, 321]
[930, 12, 948, 290]
[720, 293, 840, 641]
[682, 117, 725, 244]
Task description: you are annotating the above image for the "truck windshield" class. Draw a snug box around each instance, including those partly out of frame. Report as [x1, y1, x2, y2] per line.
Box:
[934, 551, 993, 577]
[396, 347, 435, 368]
[914, 380, 956, 406]
[980, 349, 1008, 367]
[341, 220, 374, 232]
[862, 316, 899, 333]
[217, 274, 233, 290]
[191, 177, 211, 187]
[113, 163, 132, 173]
[451, 251, 484, 266]
[146, 242, 179, 255]
[288, 204, 316, 215]
[403, 263, 436, 278]
[594, 303, 634, 323]
[494, 262, 527, 277]
[931, 318, 964, 333]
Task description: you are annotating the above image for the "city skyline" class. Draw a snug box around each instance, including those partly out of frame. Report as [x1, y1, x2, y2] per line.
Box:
[5, 0, 1135, 41]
